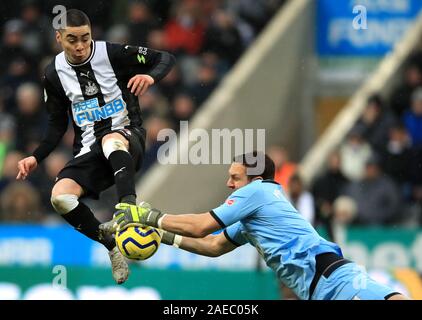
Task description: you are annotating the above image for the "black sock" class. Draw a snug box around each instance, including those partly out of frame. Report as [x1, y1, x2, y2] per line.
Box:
[108, 150, 136, 204]
[62, 202, 115, 251]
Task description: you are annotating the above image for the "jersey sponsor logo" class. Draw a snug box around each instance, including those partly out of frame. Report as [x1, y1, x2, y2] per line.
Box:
[137, 54, 146, 64]
[72, 97, 125, 127]
[226, 199, 235, 206]
[123, 45, 147, 63]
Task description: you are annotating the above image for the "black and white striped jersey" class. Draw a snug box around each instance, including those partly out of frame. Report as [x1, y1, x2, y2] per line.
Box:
[32, 40, 175, 163]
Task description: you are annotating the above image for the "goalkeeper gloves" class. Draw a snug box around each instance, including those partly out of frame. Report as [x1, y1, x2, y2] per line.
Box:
[99, 202, 182, 247]
[103, 201, 164, 233]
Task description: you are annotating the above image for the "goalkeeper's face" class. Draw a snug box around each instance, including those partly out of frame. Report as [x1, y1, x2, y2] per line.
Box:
[226, 163, 250, 190]
[56, 25, 92, 64]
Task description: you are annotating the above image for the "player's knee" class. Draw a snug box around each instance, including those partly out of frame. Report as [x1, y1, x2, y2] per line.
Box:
[102, 137, 128, 159]
[51, 194, 79, 214]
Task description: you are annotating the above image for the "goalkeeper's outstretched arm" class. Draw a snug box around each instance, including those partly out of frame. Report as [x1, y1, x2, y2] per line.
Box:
[105, 204, 223, 239]
[160, 212, 221, 238]
[162, 231, 237, 257]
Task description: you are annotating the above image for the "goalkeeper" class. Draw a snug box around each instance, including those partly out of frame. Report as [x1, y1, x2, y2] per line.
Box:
[102, 152, 410, 300]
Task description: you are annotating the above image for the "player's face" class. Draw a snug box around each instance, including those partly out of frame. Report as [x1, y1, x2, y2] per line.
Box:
[56, 25, 92, 64]
[227, 163, 250, 190]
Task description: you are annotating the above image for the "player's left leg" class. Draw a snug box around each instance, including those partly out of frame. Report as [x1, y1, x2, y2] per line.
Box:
[102, 132, 137, 205]
[348, 264, 411, 300]
[318, 262, 411, 300]
[51, 178, 114, 247]
[51, 177, 129, 284]
[348, 276, 411, 300]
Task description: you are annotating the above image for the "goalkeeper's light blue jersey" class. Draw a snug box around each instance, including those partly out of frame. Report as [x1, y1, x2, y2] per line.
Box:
[211, 179, 342, 300]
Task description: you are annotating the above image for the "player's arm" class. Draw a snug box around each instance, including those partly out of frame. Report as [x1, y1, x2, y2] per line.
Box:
[32, 76, 69, 162]
[136, 47, 175, 83]
[109, 203, 221, 238]
[17, 75, 69, 180]
[164, 232, 237, 257]
[106, 42, 176, 96]
[125, 46, 175, 96]
[108, 190, 256, 238]
[159, 222, 244, 257]
[160, 212, 222, 238]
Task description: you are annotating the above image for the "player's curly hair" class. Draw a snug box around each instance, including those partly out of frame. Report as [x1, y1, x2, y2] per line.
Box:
[233, 151, 275, 180]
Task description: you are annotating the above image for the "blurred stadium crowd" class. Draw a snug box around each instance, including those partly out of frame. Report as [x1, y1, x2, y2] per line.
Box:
[0, 0, 420, 233]
[271, 52, 422, 238]
[0, 0, 286, 222]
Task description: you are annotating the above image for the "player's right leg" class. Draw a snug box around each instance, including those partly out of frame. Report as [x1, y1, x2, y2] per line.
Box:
[51, 178, 111, 244]
[51, 178, 129, 284]
[100, 129, 146, 229]
[348, 273, 411, 300]
[101, 131, 137, 205]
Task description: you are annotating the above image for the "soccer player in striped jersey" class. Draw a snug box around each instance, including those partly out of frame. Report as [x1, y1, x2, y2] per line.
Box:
[16, 9, 175, 284]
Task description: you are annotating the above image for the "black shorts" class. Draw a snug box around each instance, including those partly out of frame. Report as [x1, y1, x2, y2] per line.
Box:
[56, 127, 146, 199]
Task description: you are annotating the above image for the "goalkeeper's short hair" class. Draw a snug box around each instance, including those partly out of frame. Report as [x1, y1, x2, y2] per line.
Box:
[233, 151, 275, 180]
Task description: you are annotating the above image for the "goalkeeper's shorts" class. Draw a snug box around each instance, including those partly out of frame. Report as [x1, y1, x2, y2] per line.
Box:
[310, 262, 401, 300]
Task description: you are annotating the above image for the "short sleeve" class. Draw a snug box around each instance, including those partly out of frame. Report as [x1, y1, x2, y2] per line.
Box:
[210, 184, 261, 227]
[224, 222, 248, 247]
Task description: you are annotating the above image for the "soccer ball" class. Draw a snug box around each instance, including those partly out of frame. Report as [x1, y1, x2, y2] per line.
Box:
[115, 225, 162, 260]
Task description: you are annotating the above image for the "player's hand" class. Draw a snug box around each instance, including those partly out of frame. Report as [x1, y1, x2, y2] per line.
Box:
[127, 74, 154, 96]
[112, 202, 150, 232]
[16, 156, 38, 180]
[98, 203, 143, 236]
[115, 201, 164, 230]
[99, 202, 164, 235]
[99, 202, 152, 235]
[113, 202, 152, 230]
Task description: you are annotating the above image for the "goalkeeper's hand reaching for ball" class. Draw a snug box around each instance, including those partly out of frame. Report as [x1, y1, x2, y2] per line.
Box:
[115, 201, 164, 230]
[99, 202, 177, 246]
